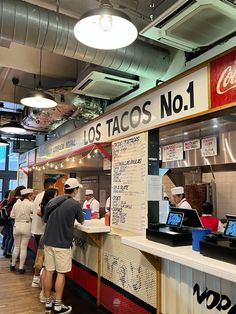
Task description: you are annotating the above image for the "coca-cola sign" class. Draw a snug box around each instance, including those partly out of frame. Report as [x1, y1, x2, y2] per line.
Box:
[211, 50, 236, 108]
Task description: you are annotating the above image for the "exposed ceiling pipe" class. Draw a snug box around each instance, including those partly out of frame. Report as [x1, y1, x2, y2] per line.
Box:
[0, 0, 170, 79]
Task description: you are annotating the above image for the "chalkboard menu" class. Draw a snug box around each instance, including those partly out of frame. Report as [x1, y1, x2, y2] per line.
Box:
[111, 133, 148, 234]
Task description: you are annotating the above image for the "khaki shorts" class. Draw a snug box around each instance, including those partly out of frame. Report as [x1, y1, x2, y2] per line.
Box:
[44, 246, 72, 273]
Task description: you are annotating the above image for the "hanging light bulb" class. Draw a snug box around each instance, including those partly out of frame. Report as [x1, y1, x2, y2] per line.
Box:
[87, 154, 91, 159]
[74, 3, 137, 50]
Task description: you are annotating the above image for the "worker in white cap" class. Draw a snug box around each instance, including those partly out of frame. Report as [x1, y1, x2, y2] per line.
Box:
[83, 189, 100, 219]
[171, 186, 192, 209]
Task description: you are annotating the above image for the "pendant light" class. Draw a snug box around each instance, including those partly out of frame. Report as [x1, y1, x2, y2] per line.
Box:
[0, 78, 27, 135]
[20, 49, 57, 109]
[74, 1, 138, 50]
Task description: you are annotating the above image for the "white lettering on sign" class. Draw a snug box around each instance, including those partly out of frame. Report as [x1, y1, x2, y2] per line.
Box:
[216, 65, 236, 95]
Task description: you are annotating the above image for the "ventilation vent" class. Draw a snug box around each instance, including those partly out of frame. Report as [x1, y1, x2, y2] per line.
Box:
[72, 71, 139, 100]
[140, 0, 236, 51]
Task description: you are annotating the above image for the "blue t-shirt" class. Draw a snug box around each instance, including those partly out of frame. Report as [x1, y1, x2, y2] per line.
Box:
[43, 195, 84, 248]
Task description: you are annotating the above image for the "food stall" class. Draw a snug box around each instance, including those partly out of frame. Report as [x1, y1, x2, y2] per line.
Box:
[25, 48, 236, 314]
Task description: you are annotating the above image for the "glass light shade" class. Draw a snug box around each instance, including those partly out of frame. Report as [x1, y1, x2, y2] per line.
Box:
[74, 7, 138, 50]
[0, 121, 27, 134]
[21, 90, 57, 108]
[0, 137, 9, 146]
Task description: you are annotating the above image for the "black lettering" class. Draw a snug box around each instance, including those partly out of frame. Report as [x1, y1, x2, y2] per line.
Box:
[112, 116, 120, 135]
[88, 127, 96, 143]
[106, 118, 113, 137]
[130, 106, 141, 128]
[173, 94, 183, 113]
[216, 295, 231, 311]
[142, 101, 152, 124]
[120, 111, 129, 132]
[206, 290, 221, 310]
[193, 283, 208, 304]
[95, 123, 101, 141]
[161, 92, 172, 118]
[84, 130, 89, 145]
[187, 81, 194, 108]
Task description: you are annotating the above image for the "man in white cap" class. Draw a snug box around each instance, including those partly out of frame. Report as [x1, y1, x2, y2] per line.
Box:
[43, 178, 84, 314]
[82, 189, 100, 219]
[171, 186, 192, 209]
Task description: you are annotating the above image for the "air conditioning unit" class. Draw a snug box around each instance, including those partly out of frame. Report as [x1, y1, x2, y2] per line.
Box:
[72, 70, 139, 100]
[140, 0, 236, 52]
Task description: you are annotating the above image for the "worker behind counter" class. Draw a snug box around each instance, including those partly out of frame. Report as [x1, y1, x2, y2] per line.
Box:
[200, 202, 224, 233]
[171, 186, 192, 209]
[82, 189, 100, 219]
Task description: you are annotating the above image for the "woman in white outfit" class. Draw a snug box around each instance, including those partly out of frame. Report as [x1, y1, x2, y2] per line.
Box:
[10, 188, 34, 274]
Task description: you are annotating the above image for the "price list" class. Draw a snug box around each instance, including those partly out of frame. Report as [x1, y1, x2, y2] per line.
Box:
[111, 133, 148, 234]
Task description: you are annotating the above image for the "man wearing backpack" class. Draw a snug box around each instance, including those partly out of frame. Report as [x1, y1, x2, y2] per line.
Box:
[43, 178, 84, 314]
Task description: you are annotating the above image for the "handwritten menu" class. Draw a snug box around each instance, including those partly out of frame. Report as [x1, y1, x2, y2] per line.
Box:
[201, 136, 218, 157]
[162, 142, 183, 162]
[111, 133, 148, 234]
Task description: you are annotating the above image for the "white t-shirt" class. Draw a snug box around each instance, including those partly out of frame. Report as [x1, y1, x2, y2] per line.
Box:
[31, 191, 45, 235]
[10, 199, 33, 223]
[176, 198, 192, 209]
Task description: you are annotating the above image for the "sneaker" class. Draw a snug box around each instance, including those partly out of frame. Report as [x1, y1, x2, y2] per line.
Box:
[10, 265, 15, 271]
[45, 301, 54, 314]
[45, 304, 53, 314]
[54, 304, 72, 313]
[32, 275, 40, 288]
[19, 268, 25, 274]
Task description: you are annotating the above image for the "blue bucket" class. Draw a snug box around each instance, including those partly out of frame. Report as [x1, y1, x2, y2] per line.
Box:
[83, 209, 91, 220]
[192, 228, 211, 251]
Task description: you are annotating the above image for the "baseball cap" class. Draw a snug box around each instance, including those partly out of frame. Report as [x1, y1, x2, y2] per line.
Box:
[64, 178, 83, 190]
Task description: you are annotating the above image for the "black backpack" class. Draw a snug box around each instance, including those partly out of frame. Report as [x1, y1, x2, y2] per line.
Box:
[0, 206, 8, 226]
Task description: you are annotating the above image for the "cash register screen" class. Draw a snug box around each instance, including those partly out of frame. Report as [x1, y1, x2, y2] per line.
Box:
[166, 212, 184, 228]
[224, 219, 236, 238]
[170, 207, 203, 227]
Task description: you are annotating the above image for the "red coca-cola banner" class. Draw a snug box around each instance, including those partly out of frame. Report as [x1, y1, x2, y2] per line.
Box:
[211, 49, 236, 108]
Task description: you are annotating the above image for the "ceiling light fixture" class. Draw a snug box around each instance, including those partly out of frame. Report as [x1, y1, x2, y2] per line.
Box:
[0, 78, 27, 135]
[74, 1, 138, 50]
[20, 49, 57, 108]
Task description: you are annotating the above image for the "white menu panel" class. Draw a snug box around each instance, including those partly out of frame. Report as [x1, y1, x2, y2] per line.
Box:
[111, 133, 148, 234]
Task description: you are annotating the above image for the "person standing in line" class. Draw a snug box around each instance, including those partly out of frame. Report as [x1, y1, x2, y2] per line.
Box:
[2, 186, 25, 258]
[171, 186, 192, 209]
[43, 178, 84, 314]
[31, 178, 56, 288]
[10, 188, 34, 273]
[82, 189, 100, 219]
[200, 202, 224, 232]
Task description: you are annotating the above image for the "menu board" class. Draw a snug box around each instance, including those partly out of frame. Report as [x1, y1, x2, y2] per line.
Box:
[184, 139, 200, 151]
[111, 133, 148, 234]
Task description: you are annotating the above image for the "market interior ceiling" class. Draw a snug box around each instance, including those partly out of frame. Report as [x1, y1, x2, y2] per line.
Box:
[0, 0, 235, 153]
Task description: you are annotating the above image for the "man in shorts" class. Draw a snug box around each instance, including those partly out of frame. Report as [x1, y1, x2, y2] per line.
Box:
[43, 178, 84, 314]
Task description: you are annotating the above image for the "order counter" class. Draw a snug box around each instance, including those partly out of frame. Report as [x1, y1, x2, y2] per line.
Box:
[122, 236, 236, 314]
[74, 220, 110, 307]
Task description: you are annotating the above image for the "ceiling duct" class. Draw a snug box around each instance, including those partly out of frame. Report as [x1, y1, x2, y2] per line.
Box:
[72, 67, 139, 100]
[140, 0, 236, 51]
[0, 0, 170, 79]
